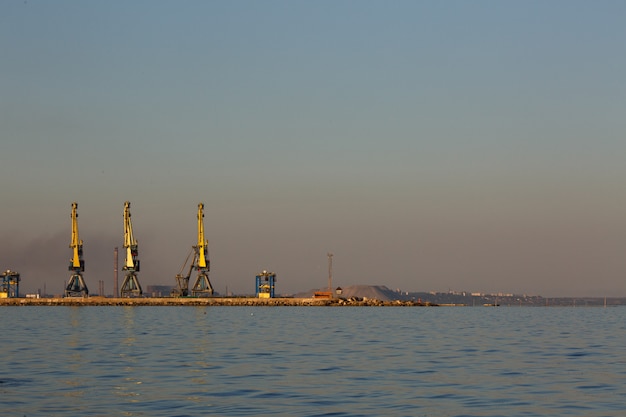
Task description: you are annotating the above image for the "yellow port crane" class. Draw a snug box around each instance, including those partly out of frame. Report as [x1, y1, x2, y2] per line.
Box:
[65, 202, 89, 297]
[191, 203, 214, 296]
[120, 201, 142, 297]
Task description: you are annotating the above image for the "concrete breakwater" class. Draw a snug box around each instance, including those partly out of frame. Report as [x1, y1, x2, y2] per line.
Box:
[0, 297, 436, 307]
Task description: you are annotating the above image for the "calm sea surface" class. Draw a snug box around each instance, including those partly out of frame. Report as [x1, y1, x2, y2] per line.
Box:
[1, 306, 625, 416]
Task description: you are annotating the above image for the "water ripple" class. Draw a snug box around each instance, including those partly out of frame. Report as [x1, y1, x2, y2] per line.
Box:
[1, 306, 626, 416]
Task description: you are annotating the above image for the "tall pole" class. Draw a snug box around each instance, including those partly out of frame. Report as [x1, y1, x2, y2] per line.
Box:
[114, 247, 119, 297]
[327, 252, 333, 293]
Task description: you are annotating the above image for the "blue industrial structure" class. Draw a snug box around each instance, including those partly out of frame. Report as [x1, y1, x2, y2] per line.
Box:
[255, 270, 276, 298]
[1, 270, 20, 298]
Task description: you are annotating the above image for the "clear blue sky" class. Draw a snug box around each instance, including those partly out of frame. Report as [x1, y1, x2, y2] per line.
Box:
[2, 0, 626, 297]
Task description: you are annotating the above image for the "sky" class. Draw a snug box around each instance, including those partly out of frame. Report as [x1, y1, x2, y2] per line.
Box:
[2, 0, 626, 297]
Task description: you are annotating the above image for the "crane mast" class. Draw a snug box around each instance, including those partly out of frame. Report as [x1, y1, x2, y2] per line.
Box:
[70, 202, 82, 269]
[65, 202, 88, 297]
[123, 201, 138, 270]
[197, 203, 208, 270]
[191, 203, 214, 296]
[120, 201, 143, 297]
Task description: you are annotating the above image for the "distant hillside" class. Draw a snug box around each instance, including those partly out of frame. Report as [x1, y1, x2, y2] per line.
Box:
[294, 285, 402, 301]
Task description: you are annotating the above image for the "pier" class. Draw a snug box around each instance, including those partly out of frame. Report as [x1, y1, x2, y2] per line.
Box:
[0, 297, 435, 307]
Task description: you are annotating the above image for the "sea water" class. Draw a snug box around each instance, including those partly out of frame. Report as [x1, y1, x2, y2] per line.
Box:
[1, 305, 625, 416]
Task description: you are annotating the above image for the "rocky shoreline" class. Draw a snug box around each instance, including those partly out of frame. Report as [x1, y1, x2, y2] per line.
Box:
[0, 296, 437, 307]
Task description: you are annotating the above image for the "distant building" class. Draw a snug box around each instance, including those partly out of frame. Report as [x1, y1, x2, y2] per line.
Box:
[145, 285, 174, 297]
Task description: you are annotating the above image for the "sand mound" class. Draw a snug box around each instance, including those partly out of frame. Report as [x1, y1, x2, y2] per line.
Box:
[295, 285, 401, 301]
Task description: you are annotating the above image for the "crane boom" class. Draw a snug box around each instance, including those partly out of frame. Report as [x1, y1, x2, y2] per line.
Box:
[197, 203, 209, 270]
[70, 202, 83, 270]
[172, 247, 197, 297]
[123, 201, 138, 271]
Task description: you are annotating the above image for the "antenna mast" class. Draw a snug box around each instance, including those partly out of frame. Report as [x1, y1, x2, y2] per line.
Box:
[327, 252, 333, 294]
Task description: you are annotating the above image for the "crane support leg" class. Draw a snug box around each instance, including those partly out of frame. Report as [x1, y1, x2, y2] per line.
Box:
[65, 273, 89, 297]
[120, 273, 142, 297]
[191, 272, 213, 297]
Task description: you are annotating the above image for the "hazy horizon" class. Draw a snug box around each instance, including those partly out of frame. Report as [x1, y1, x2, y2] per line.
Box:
[2, 1, 626, 298]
